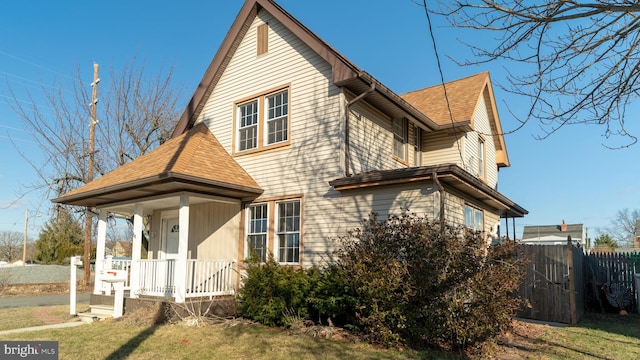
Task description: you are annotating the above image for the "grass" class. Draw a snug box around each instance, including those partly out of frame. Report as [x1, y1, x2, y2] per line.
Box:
[532, 313, 640, 359]
[0, 320, 455, 360]
[0, 303, 89, 332]
[1, 305, 639, 359]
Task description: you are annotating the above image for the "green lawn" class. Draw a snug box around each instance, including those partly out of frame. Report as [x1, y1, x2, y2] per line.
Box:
[1, 305, 639, 359]
[532, 313, 640, 360]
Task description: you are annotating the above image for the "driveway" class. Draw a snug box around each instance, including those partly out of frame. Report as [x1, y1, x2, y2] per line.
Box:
[0, 293, 90, 309]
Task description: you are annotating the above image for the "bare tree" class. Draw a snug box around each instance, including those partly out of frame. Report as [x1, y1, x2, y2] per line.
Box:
[0, 231, 23, 262]
[431, 1, 640, 146]
[9, 57, 181, 281]
[609, 208, 640, 247]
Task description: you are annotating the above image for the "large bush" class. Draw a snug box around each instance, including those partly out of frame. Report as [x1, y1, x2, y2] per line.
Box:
[238, 212, 526, 352]
[238, 255, 358, 327]
[334, 212, 526, 350]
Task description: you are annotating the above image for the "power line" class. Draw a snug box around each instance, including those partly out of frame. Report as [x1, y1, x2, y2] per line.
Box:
[0, 50, 75, 81]
[0, 70, 74, 95]
[420, 0, 465, 169]
[0, 134, 36, 145]
[0, 124, 32, 134]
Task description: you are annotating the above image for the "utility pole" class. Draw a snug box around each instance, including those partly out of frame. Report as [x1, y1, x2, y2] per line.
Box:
[84, 63, 99, 285]
[22, 208, 28, 266]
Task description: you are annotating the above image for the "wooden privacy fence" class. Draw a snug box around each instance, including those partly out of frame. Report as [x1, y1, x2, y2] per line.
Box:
[517, 244, 640, 324]
[517, 244, 584, 324]
[585, 252, 639, 312]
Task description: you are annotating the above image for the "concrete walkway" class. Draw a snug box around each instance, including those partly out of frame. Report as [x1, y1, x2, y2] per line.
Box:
[0, 321, 87, 336]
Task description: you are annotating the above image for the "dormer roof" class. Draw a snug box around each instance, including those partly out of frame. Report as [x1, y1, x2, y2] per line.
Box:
[400, 72, 510, 167]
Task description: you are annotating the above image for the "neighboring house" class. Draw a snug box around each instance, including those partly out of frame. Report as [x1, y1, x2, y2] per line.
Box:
[111, 241, 132, 258]
[53, 0, 526, 305]
[521, 220, 586, 248]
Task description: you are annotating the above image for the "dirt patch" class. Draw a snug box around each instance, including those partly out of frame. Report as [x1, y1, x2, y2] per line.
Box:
[491, 319, 548, 359]
[32, 306, 68, 325]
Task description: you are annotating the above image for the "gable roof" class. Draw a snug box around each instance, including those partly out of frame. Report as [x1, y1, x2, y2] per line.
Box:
[171, 0, 441, 137]
[400, 72, 510, 167]
[53, 123, 263, 207]
[522, 223, 584, 241]
[170, 0, 511, 168]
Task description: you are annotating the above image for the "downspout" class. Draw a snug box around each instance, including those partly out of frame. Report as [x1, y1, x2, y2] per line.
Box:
[344, 81, 376, 177]
[432, 170, 445, 230]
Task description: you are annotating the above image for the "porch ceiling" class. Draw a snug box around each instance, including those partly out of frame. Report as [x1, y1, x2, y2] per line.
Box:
[101, 192, 237, 216]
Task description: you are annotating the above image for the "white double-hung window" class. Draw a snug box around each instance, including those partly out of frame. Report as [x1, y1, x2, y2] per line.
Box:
[464, 205, 483, 232]
[247, 203, 268, 262]
[235, 87, 289, 154]
[245, 198, 302, 265]
[393, 118, 408, 162]
[238, 100, 259, 151]
[276, 199, 300, 264]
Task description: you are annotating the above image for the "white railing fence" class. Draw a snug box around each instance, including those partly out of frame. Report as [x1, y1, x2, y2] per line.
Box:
[98, 258, 236, 299]
[186, 259, 236, 297]
[136, 259, 177, 297]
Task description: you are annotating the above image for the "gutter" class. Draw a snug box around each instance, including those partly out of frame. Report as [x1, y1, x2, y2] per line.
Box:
[344, 78, 376, 177]
[432, 170, 445, 227]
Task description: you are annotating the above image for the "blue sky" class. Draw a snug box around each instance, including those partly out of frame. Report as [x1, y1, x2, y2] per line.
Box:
[0, 0, 637, 240]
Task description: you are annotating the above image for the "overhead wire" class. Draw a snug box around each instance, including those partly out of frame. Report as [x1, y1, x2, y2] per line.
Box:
[421, 0, 466, 169]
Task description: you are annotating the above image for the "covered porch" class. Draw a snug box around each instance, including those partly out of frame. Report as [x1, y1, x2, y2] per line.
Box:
[53, 124, 263, 304]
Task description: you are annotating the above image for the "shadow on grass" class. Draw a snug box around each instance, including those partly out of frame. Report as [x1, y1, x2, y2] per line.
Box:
[105, 325, 159, 360]
[219, 324, 466, 360]
[577, 312, 640, 339]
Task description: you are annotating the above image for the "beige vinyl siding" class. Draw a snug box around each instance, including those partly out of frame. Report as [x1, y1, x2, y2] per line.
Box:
[463, 92, 498, 188]
[147, 202, 240, 261]
[421, 131, 464, 167]
[196, 10, 344, 266]
[348, 101, 408, 174]
[188, 202, 240, 260]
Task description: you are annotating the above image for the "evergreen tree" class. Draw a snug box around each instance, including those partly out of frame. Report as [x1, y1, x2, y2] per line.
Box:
[35, 209, 83, 264]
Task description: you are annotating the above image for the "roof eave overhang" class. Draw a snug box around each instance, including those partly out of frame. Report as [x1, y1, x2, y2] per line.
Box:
[329, 164, 527, 218]
[52, 172, 263, 208]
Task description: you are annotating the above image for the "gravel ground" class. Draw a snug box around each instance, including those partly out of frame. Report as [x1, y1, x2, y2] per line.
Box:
[0, 265, 84, 284]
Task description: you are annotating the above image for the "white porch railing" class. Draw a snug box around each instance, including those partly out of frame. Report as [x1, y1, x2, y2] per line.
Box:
[97, 258, 236, 299]
[186, 259, 236, 297]
[137, 259, 177, 297]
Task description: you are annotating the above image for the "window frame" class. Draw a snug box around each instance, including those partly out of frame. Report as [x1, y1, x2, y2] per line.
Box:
[392, 118, 409, 163]
[413, 124, 422, 167]
[477, 135, 486, 180]
[275, 199, 301, 265]
[464, 204, 484, 232]
[243, 196, 303, 266]
[233, 85, 291, 156]
[265, 89, 289, 146]
[246, 203, 269, 262]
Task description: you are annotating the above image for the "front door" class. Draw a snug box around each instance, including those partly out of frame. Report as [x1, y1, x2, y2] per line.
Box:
[162, 217, 180, 260]
[159, 216, 180, 295]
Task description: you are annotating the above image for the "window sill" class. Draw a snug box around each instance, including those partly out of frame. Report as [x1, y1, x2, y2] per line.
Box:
[233, 141, 291, 157]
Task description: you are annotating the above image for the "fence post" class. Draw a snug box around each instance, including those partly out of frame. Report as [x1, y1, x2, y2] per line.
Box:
[567, 235, 577, 324]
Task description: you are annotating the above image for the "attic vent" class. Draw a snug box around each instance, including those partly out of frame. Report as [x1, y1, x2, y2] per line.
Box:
[257, 23, 268, 56]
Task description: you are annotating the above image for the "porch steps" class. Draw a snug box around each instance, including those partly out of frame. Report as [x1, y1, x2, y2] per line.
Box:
[78, 305, 115, 323]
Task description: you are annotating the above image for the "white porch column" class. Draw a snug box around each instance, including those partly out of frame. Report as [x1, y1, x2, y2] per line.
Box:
[175, 195, 190, 303]
[129, 203, 143, 298]
[93, 210, 108, 295]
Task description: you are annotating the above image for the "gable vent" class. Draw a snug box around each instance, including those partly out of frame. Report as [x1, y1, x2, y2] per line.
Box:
[257, 23, 268, 56]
